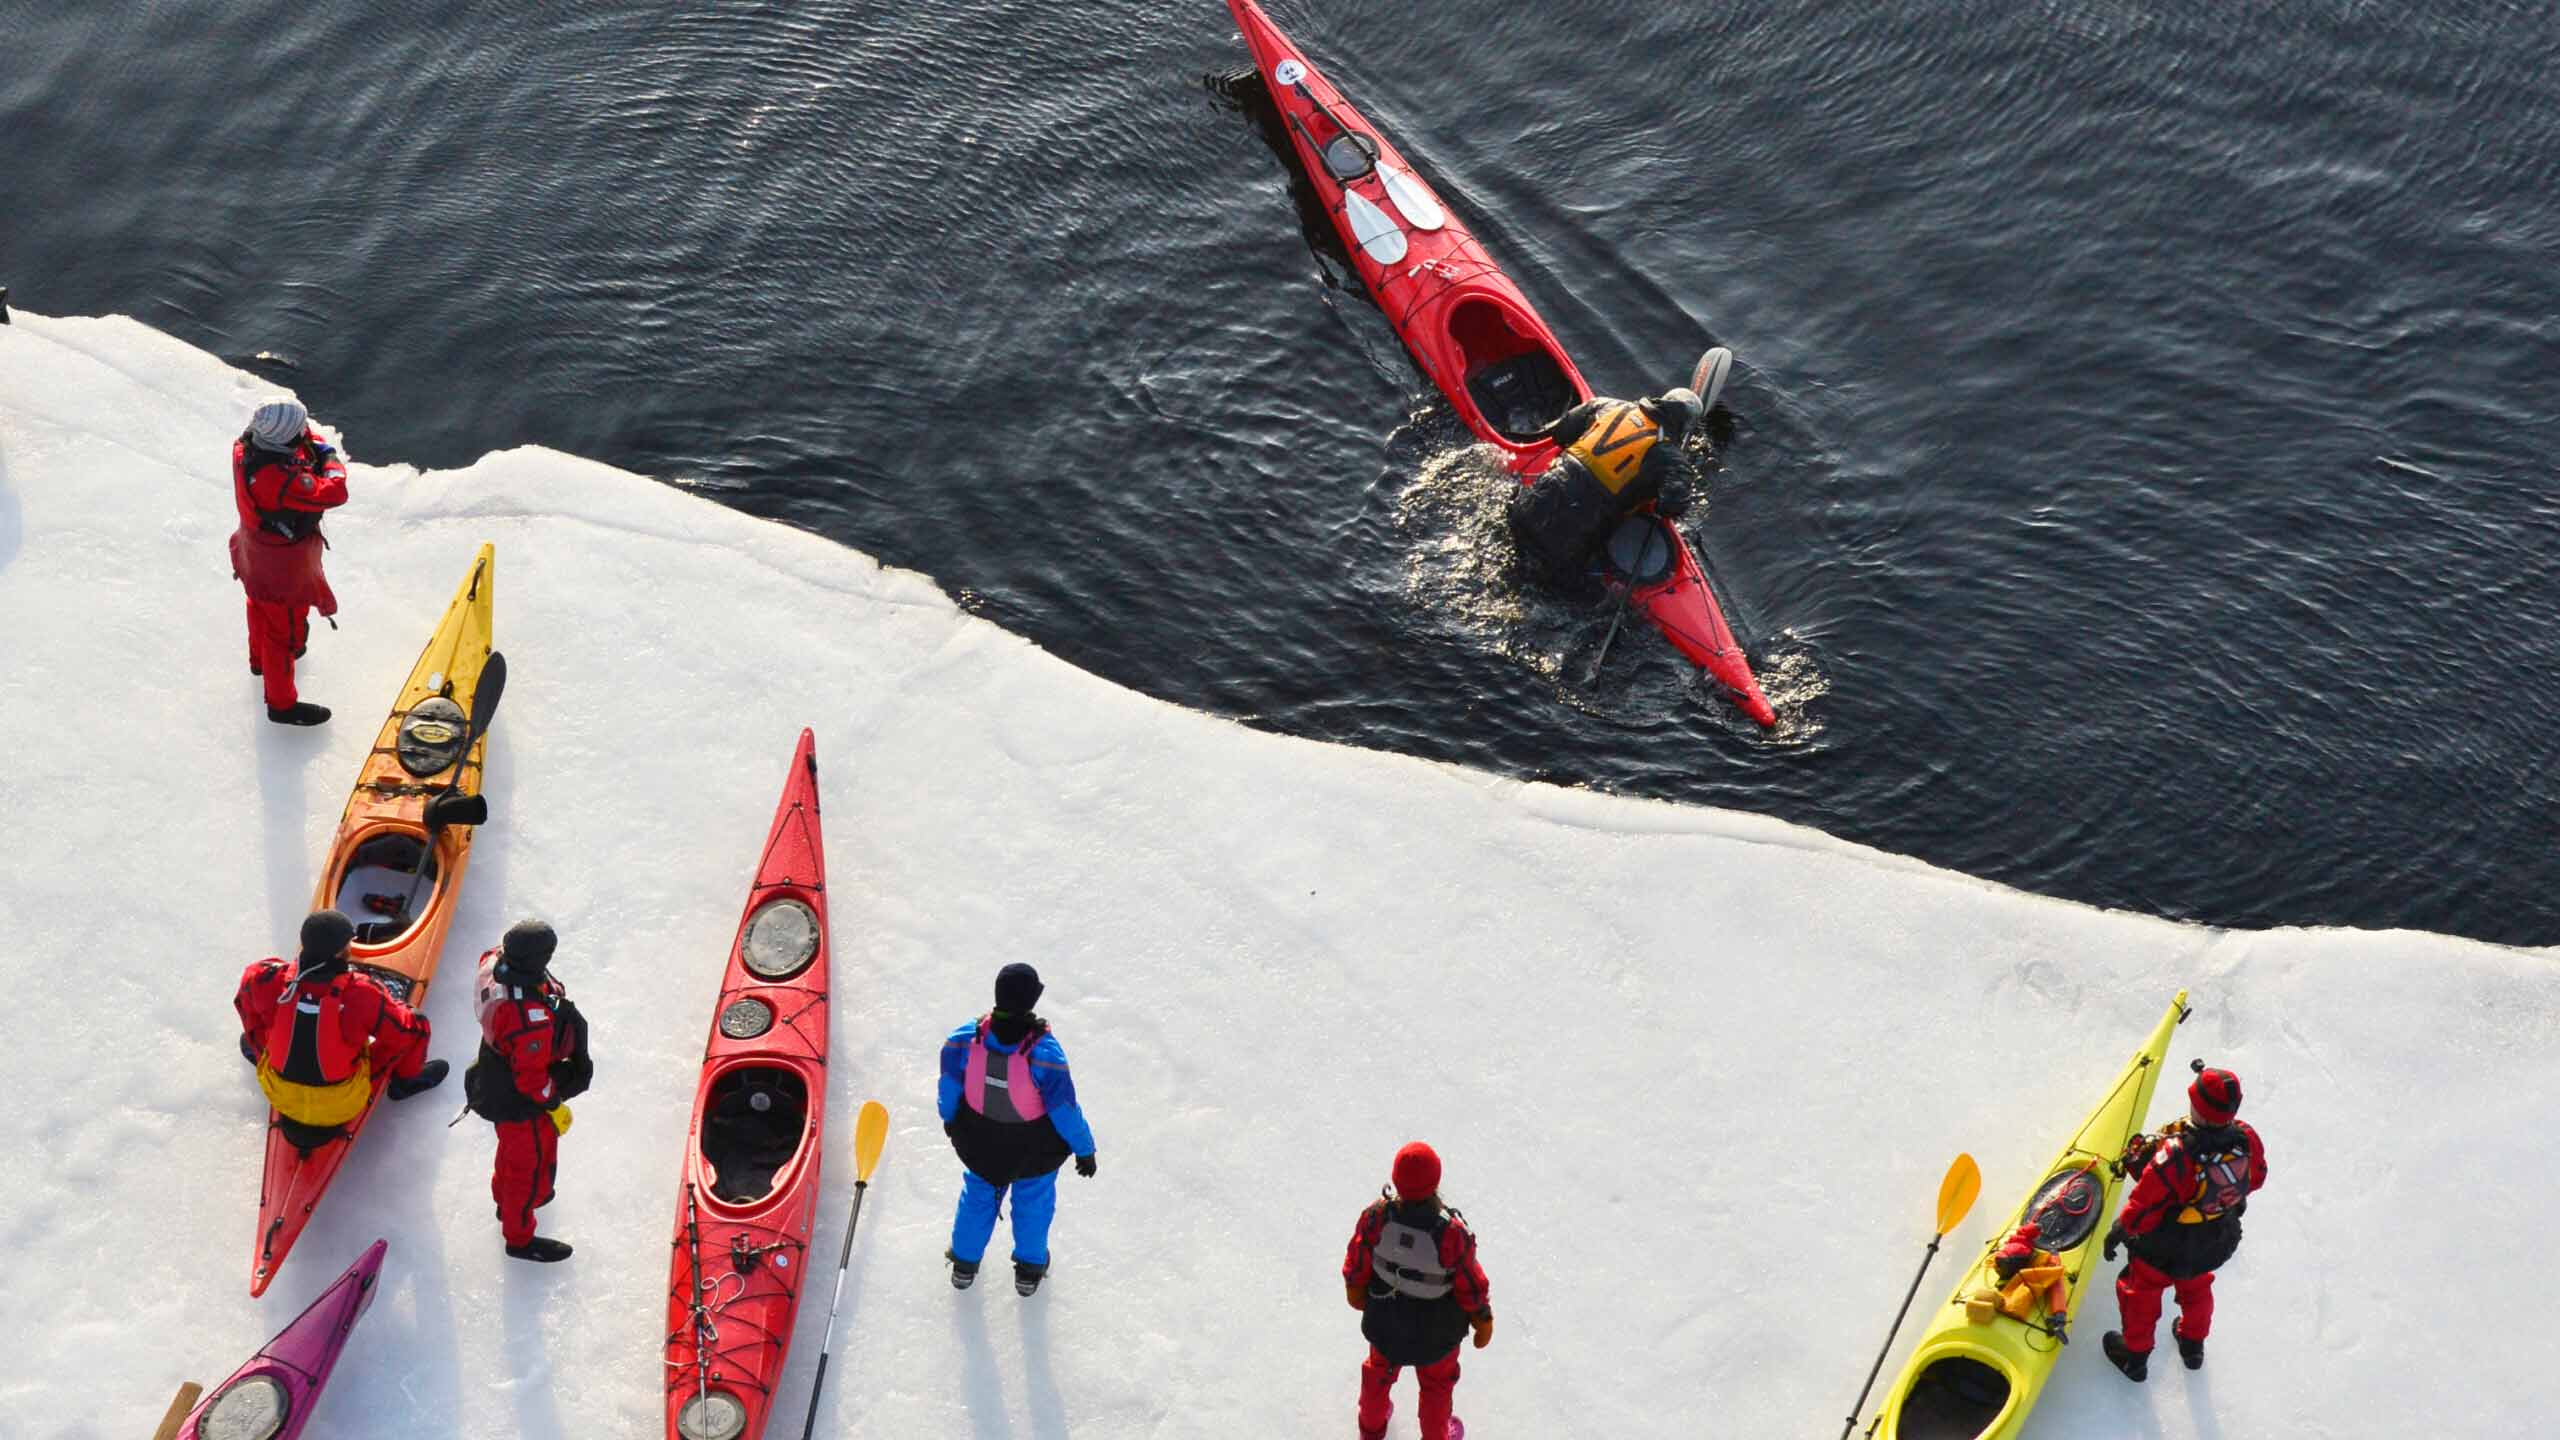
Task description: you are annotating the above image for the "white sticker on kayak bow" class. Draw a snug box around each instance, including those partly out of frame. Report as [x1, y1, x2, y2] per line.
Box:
[1274, 59, 1306, 86]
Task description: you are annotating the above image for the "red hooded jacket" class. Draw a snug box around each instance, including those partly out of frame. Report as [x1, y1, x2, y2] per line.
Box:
[229, 431, 347, 611]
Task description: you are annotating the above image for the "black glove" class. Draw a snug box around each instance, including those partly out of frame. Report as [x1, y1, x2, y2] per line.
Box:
[1074, 1153, 1097, 1179]
[942, 1118, 958, 1140]
[2103, 1225, 2124, 1262]
[1654, 479, 1693, 520]
[239, 1034, 258, 1065]
[2049, 1315, 2070, 1344]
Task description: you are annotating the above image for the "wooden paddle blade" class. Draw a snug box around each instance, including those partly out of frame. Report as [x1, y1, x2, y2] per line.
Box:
[853, 1100, 890, 1181]
[151, 1382, 203, 1440]
[1937, 1153, 1982, 1235]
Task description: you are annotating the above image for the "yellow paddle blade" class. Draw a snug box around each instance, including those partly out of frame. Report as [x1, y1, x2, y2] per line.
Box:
[1936, 1153, 1982, 1236]
[853, 1100, 890, 1182]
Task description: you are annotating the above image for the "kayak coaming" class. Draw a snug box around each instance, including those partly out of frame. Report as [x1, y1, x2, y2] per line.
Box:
[1227, 0, 1777, 727]
[183, 1238, 385, 1439]
[1875, 991, 2191, 1440]
[250, 545, 496, 1297]
[664, 728, 832, 1440]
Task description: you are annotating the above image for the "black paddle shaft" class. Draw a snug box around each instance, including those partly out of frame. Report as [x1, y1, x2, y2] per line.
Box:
[1842, 1234, 1945, 1440]
[798, 1180, 874, 1440]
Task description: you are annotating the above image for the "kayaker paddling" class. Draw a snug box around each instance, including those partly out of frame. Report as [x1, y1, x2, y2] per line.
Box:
[1343, 1142, 1492, 1440]
[233, 909, 447, 1144]
[463, 919, 592, 1263]
[938, 963, 1100, 1297]
[2101, 1062, 2268, 1381]
[1506, 383, 1709, 587]
[228, 398, 348, 726]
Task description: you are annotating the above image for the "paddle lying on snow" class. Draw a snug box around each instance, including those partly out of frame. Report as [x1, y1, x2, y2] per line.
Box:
[1841, 1152, 1982, 1440]
[396, 651, 507, 917]
[797, 1100, 892, 1440]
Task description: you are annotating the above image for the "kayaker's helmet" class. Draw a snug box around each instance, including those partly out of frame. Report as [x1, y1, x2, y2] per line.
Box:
[1642, 388, 1704, 443]
[247, 398, 309, 451]
[1391, 1140, 1441, 1200]
[994, 961, 1044, 1016]
[2188, 1062, 2242, 1127]
[297, 908, 356, 975]
[500, 918, 558, 981]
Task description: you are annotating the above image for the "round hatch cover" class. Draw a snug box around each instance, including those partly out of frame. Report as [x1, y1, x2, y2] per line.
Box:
[677, 1389, 748, 1440]
[718, 998, 774, 1040]
[740, 898, 819, 980]
[200, 1375, 289, 1440]
[397, 696, 471, 777]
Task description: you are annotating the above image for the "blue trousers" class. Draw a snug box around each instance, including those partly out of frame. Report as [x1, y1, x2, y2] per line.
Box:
[949, 1168, 1058, 1266]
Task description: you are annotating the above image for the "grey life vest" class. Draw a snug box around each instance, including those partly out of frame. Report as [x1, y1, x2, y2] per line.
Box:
[1371, 1213, 1453, 1301]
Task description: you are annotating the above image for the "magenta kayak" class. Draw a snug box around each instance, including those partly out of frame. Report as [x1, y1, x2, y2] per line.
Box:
[176, 1239, 385, 1440]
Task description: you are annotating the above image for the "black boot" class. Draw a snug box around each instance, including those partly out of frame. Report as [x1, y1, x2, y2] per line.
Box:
[947, 1252, 978, 1290]
[507, 1236, 573, 1263]
[2177, 1334, 2205, 1370]
[386, 1059, 449, 1101]
[2102, 1331, 2148, 1383]
[267, 701, 332, 726]
[1014, 1260, 1048, 1297]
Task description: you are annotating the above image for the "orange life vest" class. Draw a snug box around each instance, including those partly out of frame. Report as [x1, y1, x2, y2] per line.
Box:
[1563, 401, 1662, 495]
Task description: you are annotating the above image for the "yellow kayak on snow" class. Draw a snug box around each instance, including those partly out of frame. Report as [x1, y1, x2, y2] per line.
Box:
[1875, 990, 2189, 1439]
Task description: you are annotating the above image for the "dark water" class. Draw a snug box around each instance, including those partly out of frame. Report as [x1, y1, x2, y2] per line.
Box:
[9, 1, 2557, 946]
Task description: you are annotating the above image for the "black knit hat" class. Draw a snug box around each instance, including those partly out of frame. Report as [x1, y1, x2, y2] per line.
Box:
[298, 909, 356, 971]
[994, 962, 1044, 1015]
[501, 918, 558, 978]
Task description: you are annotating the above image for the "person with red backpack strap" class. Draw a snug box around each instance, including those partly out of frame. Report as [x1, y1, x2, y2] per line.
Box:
[462, 920, 592, 1263]
[227, 398, 349, 726]
[1342, 1142, 1492, 1440]
[937, 963, 1098, 1296]
[233, 910, 446, 1137]
[2102, 1062, 2269, 1380]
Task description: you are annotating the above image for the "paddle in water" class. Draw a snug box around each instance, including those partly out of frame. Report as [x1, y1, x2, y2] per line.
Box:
[1690, 346, 1733, 413]
[797, 1099, 892, 1440]
[1840, 1153, 1982, 1440]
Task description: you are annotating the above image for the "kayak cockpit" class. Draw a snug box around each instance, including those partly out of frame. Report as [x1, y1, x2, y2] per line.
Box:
[328, 830, 437, 947]
[1452, 297, 1574, 440]
[1896, 1354, 2013, 1439]
[701, 1066, 810, 1205]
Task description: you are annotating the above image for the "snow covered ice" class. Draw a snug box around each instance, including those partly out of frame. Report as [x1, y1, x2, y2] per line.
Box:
[1, 310, 2552, 1438]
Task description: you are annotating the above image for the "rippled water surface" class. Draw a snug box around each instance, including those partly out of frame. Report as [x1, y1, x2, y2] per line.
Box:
[8, 0, 2556, 944]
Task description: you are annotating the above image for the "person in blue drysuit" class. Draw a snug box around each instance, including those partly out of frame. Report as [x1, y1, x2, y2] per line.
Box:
[938, 962, 1098, 1296]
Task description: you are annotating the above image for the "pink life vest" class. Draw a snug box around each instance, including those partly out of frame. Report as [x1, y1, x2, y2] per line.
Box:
[962, 1018, 1047, 1123]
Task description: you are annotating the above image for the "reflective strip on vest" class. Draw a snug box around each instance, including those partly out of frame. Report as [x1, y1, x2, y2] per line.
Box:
[1371, 1215, 1454, 1300]
[1563, 401, 1662, 496]
[964, 1031, 1047, 1123]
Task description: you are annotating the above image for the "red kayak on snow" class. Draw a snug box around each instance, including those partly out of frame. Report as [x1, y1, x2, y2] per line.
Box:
[1227, 0, 1776, 726]
[664, 729, 832, 1440]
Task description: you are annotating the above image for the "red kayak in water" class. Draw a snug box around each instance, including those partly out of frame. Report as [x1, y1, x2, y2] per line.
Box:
[1227, 0, 1776, 727]
[664, 729, 832, 1440]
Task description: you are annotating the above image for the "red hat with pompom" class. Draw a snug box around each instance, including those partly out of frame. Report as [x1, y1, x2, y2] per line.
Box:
[2189, 1063, 2243, 1126]
[1391, 1141, 1441, 1199]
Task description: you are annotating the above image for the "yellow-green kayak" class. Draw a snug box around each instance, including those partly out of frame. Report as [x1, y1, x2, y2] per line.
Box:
[1876, 991, 2189, 1439]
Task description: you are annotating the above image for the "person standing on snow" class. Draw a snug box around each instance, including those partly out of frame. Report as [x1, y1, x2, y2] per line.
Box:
[938, 962, 1098, 1296]
[1505, 375, 1715, 586]
[228, 398, 348, 726]
[2101, 1063, 2268, 1380]
[233, 910, 447, 1139]
[1342, 1142, 1493, 1440]
[463, 920, 591, 1263]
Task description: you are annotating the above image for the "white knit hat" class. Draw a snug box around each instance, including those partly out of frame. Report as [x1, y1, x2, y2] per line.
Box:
[247, 399, 309, 450]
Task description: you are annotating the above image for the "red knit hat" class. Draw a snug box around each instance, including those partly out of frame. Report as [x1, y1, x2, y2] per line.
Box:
[2189, 1065, 2243, 1126]
[1391, 1141, 1441, 1199]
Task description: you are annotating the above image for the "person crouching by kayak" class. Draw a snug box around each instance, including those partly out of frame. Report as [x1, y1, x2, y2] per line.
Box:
[2101, 1064, 2268, 1380]
[229, 398, 349, 727]
[463, 920, 591, 1263]
[233, 910, 447, 1140]
[1343, 1142, 1492, 1440]
[1505, 386, 1706, 586]
[938, 962, 1098, 1297]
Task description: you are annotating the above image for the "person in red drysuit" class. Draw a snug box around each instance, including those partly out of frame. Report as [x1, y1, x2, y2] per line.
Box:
[233, 909, 446, 1134]
[228, 397, 348, 725]
[1342, 1142, 1493, 1440]
[2102, 1063, 2269, 1380]
[463, 920, 590, 1262]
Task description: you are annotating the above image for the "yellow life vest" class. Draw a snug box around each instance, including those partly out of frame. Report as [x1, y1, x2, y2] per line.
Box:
[1564, 401, 1662, 496]
[258, 1055, 375, 1127]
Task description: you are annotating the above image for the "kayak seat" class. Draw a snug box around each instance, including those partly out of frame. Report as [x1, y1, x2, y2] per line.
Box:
[335, 832, 435, 945]
[702, 1068, 809, 1205]
[1899, 1356, 2011, 1440]
[1322, 129, 1379, 182]
[276, 1115, 345, 1154]
[1468, 350, 1575, 441]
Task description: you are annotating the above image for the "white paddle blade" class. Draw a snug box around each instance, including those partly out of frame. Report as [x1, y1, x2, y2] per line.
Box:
[1689, 347, 1733, 412]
